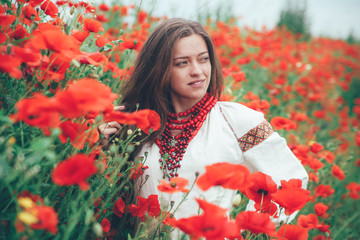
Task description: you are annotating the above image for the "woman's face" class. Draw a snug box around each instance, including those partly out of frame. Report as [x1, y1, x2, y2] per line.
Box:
[170, 34, 211, 112]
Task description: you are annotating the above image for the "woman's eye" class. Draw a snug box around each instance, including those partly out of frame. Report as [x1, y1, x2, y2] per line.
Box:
[199, 56, 209, 62]
[175, 61, 187, 66]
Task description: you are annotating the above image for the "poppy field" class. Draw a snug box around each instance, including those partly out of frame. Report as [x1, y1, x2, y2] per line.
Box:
[0, 0, 359, 239]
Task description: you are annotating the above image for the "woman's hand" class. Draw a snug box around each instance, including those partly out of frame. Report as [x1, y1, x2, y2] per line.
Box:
[98, 106, 124, 145]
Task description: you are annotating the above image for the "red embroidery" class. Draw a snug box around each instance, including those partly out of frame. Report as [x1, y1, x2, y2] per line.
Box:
[239, 120, 273, 152]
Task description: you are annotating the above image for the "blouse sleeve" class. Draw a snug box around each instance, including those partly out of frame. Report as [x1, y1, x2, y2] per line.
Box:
[218, 102, 309, 224]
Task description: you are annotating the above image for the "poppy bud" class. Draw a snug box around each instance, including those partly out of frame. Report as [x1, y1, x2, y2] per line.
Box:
[88, 73, 99, 79]
[232, 194, 242, 207]
[70, 59, 80, 68]
[92, 222, 103, 237]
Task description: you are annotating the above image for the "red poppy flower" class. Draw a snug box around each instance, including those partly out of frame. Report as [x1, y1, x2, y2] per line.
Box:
[271, 188, 311, 215]
[52, 153, 98, 190]
[276, 224, 309, 240]
[254, 201, 278, 218]
[197, 162, 251, 193]
[0, 31, 7, 44]
[104, 109, 161, 134]
[17, 190, 44, 205]
[30, 206, 59, 234]
[170, 198, 239, 240]
[308, 172, 319, 183]
[157, 177, 189, 193]
[71, 29, 90, 43]
[10, 93, 61, 135]
[100, 218, 110, 232]
[120, 5, 128, 16]
[22, 4, 40, 21]
[38, 52, 70, 82]
[83, 18, 104, 32]
[314, 184, 335, 198]
[232, 71, 246, 82]
[245, 172, 277, 205]
[26, 27, 80, 58]
[55, 0, 70, 6]
[314, 202, 328, 217]
[235, 211, 276, 236]
[9, 24, 30, 41]
[128, 194, 161, 221]
[95, 34, 109, 47]
[59, 120, 99, 149]
[130, 109, 161, 134]
[310, 142, 324, 154]
[98, 3, 110, 11]
[112, 198, 125, 218]
[137, 10, 147, 24]
[0, 53, 22, 79]
[0, 14, 16, 26]
[129, 163, 148, 180]
[297, 214, 319, 229]
[345, 182, 360, 199]
[30, 0, 45, 7]
[318, 150, 335, 164]
[280, 179, 303, 189]
[41, 0, 58, 18]
[55, 78, 118, 118]
[270, 116, 298, 131]
[308, 156, 324, 173]
[11, 45, 42, 67]
[243, 99, 270, 114]
[331, 165, 345, 180]
[78, 51, 108, 66]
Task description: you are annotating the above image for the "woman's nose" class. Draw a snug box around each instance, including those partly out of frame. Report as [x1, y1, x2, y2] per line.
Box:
[190, 62, 202, 76]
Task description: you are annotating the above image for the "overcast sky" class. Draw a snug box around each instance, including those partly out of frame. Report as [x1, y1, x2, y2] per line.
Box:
[119, 0, 360, 39]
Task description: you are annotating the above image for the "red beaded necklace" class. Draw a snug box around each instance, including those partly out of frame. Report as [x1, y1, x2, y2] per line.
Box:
[155, 93, 217, 179]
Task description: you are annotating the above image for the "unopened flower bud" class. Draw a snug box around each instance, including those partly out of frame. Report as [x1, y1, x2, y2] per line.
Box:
[135, 142, 140, 146]
[195, 171, 200, 177]
[127, 129, 133, 135]
[170, 201, 175, 207]
[92, 222, 103, 237]
[232, 194, 242, 208]
[70, 59, 80, 68]
[88, 73, 99, 79]
[145, 174, 150, 180]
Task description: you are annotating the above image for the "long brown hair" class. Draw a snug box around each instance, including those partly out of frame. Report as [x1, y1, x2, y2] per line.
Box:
[121, 18, 224, 143]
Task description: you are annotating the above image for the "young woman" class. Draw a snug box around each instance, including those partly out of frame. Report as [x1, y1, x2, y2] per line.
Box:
[99, 18, 308, 223]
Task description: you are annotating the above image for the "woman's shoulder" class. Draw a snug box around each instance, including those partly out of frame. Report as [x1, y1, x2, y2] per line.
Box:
[215, 101, 266, 136]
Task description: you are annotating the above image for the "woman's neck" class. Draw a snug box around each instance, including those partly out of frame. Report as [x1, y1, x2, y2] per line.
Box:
[171, 95, 206, 114]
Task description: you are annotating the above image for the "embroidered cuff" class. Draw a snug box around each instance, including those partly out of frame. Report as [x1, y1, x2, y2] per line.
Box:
[239, 120, 274, 152]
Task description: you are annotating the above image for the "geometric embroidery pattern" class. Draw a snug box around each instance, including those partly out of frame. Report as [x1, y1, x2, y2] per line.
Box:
[238, 120, 274, 152]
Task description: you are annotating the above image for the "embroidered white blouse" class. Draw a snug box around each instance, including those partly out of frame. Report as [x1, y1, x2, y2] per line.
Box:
[135, 101, 309, 222]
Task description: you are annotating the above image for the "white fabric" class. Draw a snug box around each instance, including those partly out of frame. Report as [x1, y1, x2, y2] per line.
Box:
[135, 101, 309, 222]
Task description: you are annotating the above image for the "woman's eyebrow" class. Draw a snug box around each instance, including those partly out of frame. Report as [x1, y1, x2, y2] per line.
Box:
[173, 51, 209, 60]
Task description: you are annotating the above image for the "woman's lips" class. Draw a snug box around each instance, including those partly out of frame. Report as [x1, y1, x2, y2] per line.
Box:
[188, 79, 205, 86]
